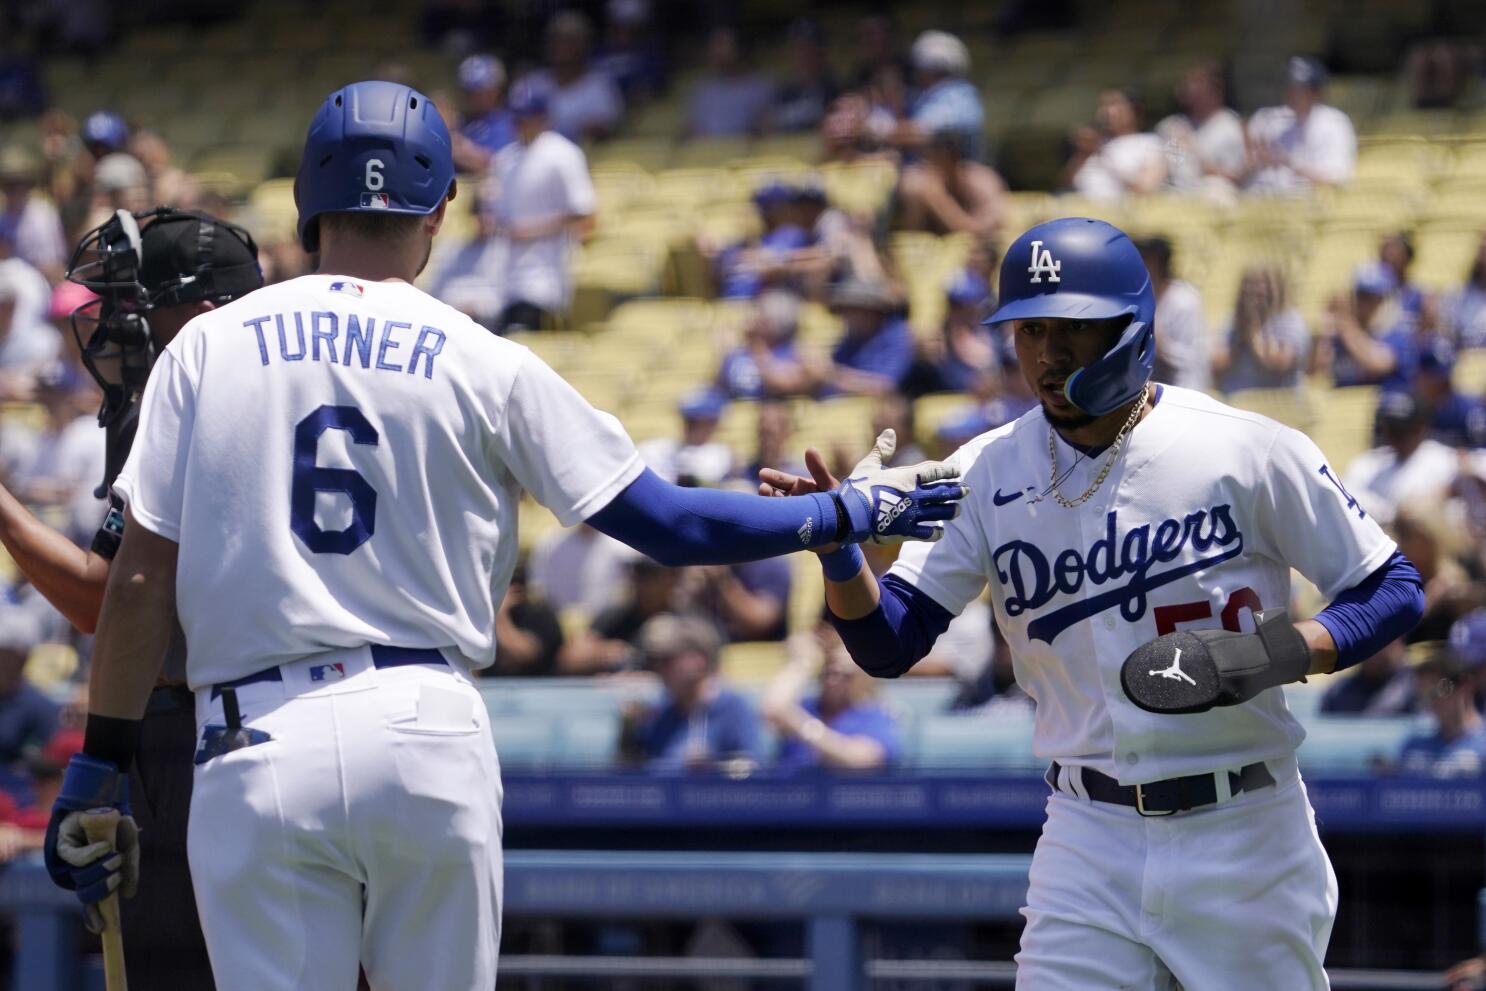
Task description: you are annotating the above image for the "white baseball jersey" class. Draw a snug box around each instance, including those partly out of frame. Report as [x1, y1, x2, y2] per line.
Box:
[892, 385, 1396, 784]
[114, 273, 643, 689]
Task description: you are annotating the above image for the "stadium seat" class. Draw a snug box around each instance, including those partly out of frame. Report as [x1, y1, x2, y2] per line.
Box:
[1454, 349, 1486, 394]
[1224, 387, 1319, 432]
[911, 712, 1039, 771]
[719, 641, 789, 683]
[486, 715, 560, 770]
[881, 678, 960, 721]
[557, 713, 623, 769]
[1309, 385, 1380, 469]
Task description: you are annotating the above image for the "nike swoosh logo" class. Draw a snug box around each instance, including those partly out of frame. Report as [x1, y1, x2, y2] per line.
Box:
[992, 489, 1024, 506]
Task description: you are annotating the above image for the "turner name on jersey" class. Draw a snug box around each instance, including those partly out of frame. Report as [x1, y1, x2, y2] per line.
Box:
[242, 310, 447, 378]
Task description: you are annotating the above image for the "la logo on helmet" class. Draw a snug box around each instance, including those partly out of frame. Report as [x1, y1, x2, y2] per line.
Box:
[1027, 240, 1062, 284]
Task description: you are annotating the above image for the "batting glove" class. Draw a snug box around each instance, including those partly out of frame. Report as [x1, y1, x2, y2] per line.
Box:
[44, 754, 141, 933]
[833, 429, 967, 545]
[1120, 609, 1312, 714]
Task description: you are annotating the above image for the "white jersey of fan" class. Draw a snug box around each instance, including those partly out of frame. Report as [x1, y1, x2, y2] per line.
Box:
[113, 273, 643, 991]
[891, 384, 1396, 991]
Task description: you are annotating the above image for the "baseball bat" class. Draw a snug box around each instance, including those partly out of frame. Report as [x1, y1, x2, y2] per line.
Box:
[80, 808, 128, 991]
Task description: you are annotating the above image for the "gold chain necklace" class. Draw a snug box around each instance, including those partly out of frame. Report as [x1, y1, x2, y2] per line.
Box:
[1046, 384, 1149, 509]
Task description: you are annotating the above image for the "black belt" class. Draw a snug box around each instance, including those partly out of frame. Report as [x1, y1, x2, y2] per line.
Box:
[1047, 760, 1277, 817]
[209, 645, 449, 701]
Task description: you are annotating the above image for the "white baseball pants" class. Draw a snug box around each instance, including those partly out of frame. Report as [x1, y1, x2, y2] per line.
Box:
[187, 648, 504, 991]
[1015, 759, 1336, 991]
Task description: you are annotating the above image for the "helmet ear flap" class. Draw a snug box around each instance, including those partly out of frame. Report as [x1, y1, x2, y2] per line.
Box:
[1064, 319, 1154, 416]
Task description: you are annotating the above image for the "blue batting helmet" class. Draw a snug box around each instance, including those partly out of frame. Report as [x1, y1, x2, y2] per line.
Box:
[984, 217, 1155, 416]
[293, 80, 457, 253]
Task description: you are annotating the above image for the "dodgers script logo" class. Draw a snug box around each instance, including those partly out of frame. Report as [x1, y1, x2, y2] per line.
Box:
[1027, 240, 1062, 284]
[994, 504, 1243, 643]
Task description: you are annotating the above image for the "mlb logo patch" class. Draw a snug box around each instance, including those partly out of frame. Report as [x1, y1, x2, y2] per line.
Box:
[359, 192, 391, 209]
[310, 662, 347, 683]
[328, 280, 365, 296]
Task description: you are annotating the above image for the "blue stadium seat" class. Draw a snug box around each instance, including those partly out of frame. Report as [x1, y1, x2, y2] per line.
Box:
[488, 715, 560, 771]
[911, 712, 1039, 771]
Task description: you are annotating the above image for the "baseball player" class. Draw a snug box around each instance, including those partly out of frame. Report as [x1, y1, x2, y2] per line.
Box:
[9, 205, 261, 987]
[46, 80, 966, 991]
[762, 218, 1425, 989]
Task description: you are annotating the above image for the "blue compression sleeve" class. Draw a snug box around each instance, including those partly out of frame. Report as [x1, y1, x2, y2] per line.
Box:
[587, 468, 840, 566]
[829, 574, 956, 678]
[1312, 551, 1425, 671]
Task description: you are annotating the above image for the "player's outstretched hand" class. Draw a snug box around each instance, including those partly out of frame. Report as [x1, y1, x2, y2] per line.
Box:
[1120, 609, 1311, 714]
[43, 754, 141, 933]
[833, 429, 966, 545]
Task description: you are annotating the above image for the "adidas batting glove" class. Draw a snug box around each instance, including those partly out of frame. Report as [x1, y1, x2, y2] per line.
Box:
[833, 429, 968, 545]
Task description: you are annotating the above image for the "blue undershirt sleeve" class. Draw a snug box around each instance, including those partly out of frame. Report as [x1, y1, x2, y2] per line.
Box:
[828, 574, 957, 678]
[1312, 551, 1425, 671]
[587, 468, 840, 566]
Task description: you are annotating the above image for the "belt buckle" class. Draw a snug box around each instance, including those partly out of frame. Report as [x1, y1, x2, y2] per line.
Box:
[1134, 782, 1175, 818]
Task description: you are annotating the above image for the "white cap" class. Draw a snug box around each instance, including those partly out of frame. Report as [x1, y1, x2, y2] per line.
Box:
[94, 152, 148, 194]
[911, 30, 970, 76]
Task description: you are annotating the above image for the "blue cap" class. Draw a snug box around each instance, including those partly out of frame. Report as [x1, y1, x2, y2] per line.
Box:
[458, 54, 505, 92]
[1352, 261, 1397, 297]
[507, 78, 551, 118]
[1450, 609, 1486, 670]
[293, 80, 456, 253]
[82, 112, 129, 151]
[1287, 56, 1329, 90]
[946, 270, 990, 307]
[752, 179, 797, 210]
[678, 387, 728, 420]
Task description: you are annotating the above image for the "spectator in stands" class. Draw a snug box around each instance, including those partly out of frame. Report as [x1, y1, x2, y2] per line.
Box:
[1416, 338, 1486, 449]
[0, 248, 60, 391]
[1065, 89, 1167, 201]
[820, 88, 898, 165]
[592, 0, 667, 105]
[0, 17, 44, 120]
[1404, 37, 1477, 109]
[716, 288, 810, 400]
[638, 387, 734, 487]
[895, 129, 1007, 239]
[733, 399, 804, 484]
[850, 13, 907, 89]
[0, 609, 57, 805]
[686, 25, 773, 139]
[684, 554, 792, 643]
[769, 19, 838, 133]
[765, 626, 902, 772]
[80, 110, 127, 163]
[1394, 505, 1474, 644]
[1245, 56, 1356, 194]
[529, 522, 630, 616]
[89, 151, 150, 222]
[1312, 263, 1416, 391]
[451, 54, 515, 172]
[1393, 641, 1486, 778]
[1378, 230, 1424, 318]
[624, 614, 764, 771]
[873, 393, 926, 467]
[933, 326, 1037, 447]
[525, 10, 625, 142]
[786, 180, 889, 291]
[819, 277, 914, 397]
[919, 269, 995, 394]
[0, 146, 65, 283]
[1137, 236, 1209, 391]
[490, 79, 597, 333]
[563, 556, 682, 675]
[1444, 229, 1486, 349]
[427, 184, 507, 329]
[896, 30, 984, 162]
[1342, 392, 1459, 526]
[1212, 265, 1309, 393]
[127, 129, 196, 212]
[712, 183, 815, 300]
[0, 360, 103, 539]
[487, 560, 564, 677]
[1156, 60, 1245, 200]
[1319, 638, 1418, 716]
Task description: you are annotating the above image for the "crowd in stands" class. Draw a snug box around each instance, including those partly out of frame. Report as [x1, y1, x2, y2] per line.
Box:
[2, 4, 1486, 789]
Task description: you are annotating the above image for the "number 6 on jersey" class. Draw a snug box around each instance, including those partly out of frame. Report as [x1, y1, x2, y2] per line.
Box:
[290, 404, 378, 555]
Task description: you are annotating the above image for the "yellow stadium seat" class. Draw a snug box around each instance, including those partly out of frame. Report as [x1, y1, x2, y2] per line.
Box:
[1412, 228, 1481, 291]
[720, 641, 789, 684]
[1309, 385, 1378, 469]
[517, 499, 563, 554]
[789, 550, 826, 633]
[588, 137, 674, 172]
[1455, 350, 1486, 394]
[673, 137, 752, 169]
[191, 144, 279, 187]
[1223, 387, 1318, 432]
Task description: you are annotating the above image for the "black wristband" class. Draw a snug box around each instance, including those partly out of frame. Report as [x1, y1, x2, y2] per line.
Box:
[83, 713, 142, 770]
[831, 493, 849, 543]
